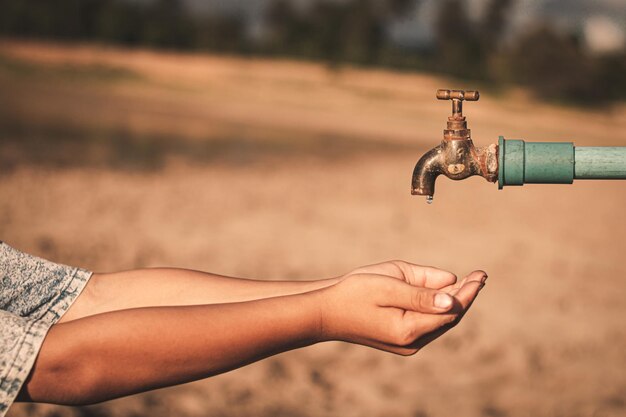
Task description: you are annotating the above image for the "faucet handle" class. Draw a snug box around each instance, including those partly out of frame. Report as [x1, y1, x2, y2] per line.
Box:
[436, 89, 479, 101]
[436, 89, 479, 119]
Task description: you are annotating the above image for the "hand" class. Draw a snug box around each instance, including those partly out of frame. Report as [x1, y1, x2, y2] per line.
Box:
[349, 260, 459, 289]
[318, 261, 487, 355]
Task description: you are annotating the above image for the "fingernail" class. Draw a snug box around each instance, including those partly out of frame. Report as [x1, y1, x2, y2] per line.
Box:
[481, 274, 488, 284]
[434, 293, 453, 309]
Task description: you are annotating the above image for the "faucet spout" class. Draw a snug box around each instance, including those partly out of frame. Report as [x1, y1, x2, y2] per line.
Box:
[411, 139, 499, 197]
[411, 145, 444, 197]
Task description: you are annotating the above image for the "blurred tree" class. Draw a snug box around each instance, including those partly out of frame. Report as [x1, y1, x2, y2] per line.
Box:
[196, 13, 248, 53]
[308, 1, 347, 64]
[434, 0, 483, 79]
[0, 0, 105, 39]
[0, 0, 32, 36]
[141, 0, 195, 48]
[595, 52, 626, 102]
[96, 0, 145, 45]
[343, 0, 385, 65]
[508, 26, 599, 103]
[265, 0, 300, 54]
[480, 0, 513, 54]
[263, 0, 418, 67]
[383, 0, 415, 15]
[478, 0, 514, 83]
[0, 0, 622, 105]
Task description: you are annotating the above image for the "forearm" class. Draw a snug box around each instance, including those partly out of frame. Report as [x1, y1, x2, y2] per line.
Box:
[20, 263, 486, 405]
[62, 268, 341, 322]
[22, 292, 322, 405]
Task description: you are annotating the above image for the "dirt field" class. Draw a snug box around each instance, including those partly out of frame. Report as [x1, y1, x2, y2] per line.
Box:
[1, 40, 625, 417]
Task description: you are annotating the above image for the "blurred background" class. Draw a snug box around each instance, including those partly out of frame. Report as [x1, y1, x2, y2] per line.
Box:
[1, 1, 625, 417]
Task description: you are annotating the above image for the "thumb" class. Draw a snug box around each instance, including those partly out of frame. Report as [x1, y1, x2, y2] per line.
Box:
[380, 279, 455, 313]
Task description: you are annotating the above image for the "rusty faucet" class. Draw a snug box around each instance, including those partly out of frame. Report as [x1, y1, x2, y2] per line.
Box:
[411, 89, 626, 203]
[411, 89, 498, 203]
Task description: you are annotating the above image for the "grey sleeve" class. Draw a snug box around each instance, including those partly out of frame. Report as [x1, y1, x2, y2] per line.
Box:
[0, 241, 92, 416]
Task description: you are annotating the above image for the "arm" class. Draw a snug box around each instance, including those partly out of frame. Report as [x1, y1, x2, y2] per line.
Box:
[23, 292, 321, 405]
[60, 268, 342, 323]
[60, 260, 473, 323]
[20, 263, 486, 405]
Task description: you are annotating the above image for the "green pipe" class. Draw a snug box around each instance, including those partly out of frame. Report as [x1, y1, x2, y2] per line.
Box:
[574, 147, 626, 179]
[498, 137, 626, 189]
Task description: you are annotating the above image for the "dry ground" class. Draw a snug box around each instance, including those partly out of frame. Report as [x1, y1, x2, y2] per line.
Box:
[1, 40, 625, 417]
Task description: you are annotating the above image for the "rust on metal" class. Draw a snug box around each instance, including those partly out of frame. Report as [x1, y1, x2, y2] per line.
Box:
[411, 89, 498, 197]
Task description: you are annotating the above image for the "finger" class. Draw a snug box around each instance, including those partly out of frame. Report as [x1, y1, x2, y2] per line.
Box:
[349, 261, 408, 280]
[398, 278, 486, 344]
[454, 278, 485, 311]
[439, 275, 467, 294]
[398, 286, 484, 350]
[411, 281, 485, 350]
[407, 264, 458, 290]
[352, 261, 457, 289]
[379, 279, 455, 313]
[391, 261, 457, 289]
[465, 270, 488, 285]
[442, 270, 487, 295]
[403, 311, 458, 336]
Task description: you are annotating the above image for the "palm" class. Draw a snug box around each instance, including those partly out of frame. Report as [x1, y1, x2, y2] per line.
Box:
[346, 261, 486, 353]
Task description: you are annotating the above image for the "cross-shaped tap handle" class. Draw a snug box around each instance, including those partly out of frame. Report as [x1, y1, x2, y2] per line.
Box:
[436, 89, 479, 118]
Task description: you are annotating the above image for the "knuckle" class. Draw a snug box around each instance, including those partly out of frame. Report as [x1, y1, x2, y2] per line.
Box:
[412, 291, 431, 312]
[423, 265, 436, 275]
[389, 260, 406, 275]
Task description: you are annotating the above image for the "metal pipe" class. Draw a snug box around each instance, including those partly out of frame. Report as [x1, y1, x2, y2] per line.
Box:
[574, 147, 626, 179]
[498, 137, 626, 188]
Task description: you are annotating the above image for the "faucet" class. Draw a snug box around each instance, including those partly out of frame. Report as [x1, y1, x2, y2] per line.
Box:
[411, 89, 626, 203]
[411, 89, 498, 203]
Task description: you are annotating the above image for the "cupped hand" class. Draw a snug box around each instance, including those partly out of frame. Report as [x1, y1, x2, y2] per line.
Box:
[318, 261, 487, 355]
[349, 260, 460, 290]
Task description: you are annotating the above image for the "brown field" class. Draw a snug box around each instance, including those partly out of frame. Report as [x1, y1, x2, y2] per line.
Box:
[1, 40, 625, 417]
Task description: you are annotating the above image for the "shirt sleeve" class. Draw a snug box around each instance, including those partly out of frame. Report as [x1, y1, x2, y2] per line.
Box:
[0, 241, 92, 416]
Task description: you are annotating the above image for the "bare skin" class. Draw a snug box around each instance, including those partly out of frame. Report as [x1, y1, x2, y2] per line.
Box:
[17, 261, 487, 406]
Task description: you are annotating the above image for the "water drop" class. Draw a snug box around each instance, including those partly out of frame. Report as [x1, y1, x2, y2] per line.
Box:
[426, 195, 433, 205]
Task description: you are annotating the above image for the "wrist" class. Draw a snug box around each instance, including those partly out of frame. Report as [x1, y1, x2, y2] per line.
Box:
[273, 290, 327, 346]
[294, 278, 343, 344]
[309, 285, 341, 344]
[299, 276, 342, 293]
